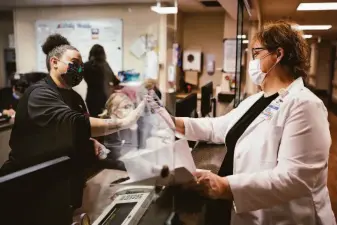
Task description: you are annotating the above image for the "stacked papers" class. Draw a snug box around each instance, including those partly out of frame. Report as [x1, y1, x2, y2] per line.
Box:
[120, 139, 197, 185]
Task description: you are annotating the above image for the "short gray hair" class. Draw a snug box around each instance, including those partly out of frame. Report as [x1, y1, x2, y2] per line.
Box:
[46, 44, 78, 71]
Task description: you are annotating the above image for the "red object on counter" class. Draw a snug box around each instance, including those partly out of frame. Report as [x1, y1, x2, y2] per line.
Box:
[187, 85, 191, 93]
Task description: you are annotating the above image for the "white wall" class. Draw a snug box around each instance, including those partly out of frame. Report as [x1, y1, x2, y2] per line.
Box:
[182, 13, 225, 87]
[0, 20, 14, 87]
[13, 5, 161, 74]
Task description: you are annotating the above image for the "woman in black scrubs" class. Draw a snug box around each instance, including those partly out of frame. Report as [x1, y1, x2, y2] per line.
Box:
[0, 34, 144, 205]
[83, 44, 120, 117]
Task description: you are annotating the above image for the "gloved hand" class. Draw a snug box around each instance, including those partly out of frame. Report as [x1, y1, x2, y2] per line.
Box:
[118, 100, 145, 129]
[90, 138, 111, 160]
[2, 109, 16, 118]
[99, 100, 145, 136]
[145, 90, 175, 130]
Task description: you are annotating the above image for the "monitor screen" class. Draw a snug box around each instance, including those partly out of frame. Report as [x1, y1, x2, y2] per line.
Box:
[201, 82, 213, 117]
[175, 93, 197, 118]
[100, 202, 137, 225]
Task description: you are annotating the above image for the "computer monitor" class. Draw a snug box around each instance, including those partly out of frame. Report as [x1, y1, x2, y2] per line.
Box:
[0, 156, 73, 225]
[175, 93, 198, 118]
[201, 82, 213, 117]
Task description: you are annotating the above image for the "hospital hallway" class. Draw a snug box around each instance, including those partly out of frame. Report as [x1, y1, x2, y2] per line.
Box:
[328, 112, 337, 220]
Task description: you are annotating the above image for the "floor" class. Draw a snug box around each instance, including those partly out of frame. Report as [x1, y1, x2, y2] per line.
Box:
[328, 112, 337, 220]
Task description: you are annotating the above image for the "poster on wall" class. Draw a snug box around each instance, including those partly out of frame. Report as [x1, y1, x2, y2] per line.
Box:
[35, 19, 123, 73]
[223, 39, 237, 73]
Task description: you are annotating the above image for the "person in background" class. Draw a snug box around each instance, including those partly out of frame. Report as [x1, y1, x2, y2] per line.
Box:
[0, 72, 47, 117]
[148, 21, 336, 225]
[83, 44, 120, 118]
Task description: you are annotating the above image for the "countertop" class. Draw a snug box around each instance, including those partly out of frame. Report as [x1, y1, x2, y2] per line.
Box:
[74, 142, 226, 224]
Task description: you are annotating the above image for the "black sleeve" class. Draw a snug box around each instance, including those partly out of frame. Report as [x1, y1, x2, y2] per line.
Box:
[105, 62, 120, 86]
[28, 87, 91, 150]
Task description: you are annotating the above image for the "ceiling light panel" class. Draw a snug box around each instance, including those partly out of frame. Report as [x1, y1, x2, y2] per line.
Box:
[292, 25, 332, 30]
[297, 2, 337, 11]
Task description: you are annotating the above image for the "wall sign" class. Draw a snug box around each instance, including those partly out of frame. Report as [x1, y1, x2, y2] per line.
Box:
[35, 19, 123, 73]
[223, 39, 237, 73]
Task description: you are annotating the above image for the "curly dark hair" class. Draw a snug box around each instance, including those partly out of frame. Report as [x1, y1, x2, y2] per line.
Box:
[41, 34, 77, 71]
[88, 44, 106, 62]
[253, 21, 310, 79]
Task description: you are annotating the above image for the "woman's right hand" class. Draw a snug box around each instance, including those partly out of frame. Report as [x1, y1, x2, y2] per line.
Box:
[145, 90, 175, 130]
[119, 100, 145, 128]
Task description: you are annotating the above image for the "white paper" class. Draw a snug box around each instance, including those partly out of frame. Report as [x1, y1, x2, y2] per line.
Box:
[120, 139, 197, 186]
[223, 39, 237, 73]
[168, 65, 176, 82]
[144, 50, 159, 79]
[8, 34, 15, 49]
[130, 37, 146, 59]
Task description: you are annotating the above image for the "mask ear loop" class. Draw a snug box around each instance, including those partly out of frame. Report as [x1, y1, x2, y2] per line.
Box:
[264, 51, 283, 76]
[259, 51, 283, 88]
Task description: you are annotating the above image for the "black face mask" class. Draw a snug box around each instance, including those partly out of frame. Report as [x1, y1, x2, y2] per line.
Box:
[61, 62, 84, 87]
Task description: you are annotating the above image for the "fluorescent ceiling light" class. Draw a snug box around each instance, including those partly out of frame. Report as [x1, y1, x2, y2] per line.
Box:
[237, 35, 246, 39]
[243, 40, 249, 44]
[297, 2, 337, 11]
[151, 6, 177, 14]
[151, 2, 177, 14]
[292, 25, 332, 30]
[303, 34, 313, 39]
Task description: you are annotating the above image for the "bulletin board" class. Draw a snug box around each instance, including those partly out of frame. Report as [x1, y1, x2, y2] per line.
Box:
[223, 39, 237, 73]
[35, 19, 123, 73]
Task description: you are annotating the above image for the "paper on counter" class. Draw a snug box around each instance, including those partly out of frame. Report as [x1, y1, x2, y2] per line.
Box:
[120, 139, 197, 186]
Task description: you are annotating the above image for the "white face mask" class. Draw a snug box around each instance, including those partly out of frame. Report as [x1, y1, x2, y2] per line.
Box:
[248, 53, 281, 86]
[248, 58, 266, 85]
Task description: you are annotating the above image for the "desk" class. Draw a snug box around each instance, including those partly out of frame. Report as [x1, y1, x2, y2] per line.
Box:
[176, 91, 201, 100]
[76, 143, 226, 224]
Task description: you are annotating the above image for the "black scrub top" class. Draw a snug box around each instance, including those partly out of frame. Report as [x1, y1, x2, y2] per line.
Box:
[0, 87, 19, 112]
[1, 75, 93, 175]
[205, 93, 279, 225]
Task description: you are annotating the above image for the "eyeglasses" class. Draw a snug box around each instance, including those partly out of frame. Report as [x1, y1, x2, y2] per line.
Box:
[251, 47, 267, 60]
[57, 59, 84, 73]
[68, 62, 84, 73]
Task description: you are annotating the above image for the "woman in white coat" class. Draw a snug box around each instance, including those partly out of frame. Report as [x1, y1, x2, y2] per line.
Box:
[150, 21, 336, 225]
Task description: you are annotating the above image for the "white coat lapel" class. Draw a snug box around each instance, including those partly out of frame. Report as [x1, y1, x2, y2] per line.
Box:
[232, 77, 305, 144]
[224, 93, 263, 138]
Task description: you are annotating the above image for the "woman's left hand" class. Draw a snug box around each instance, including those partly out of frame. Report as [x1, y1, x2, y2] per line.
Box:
[90, 138, 104, 156]
[194, 171, 233, 200]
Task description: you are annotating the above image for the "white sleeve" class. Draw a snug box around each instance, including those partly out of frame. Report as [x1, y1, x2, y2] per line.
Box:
[180, 108, 236, 143]
[227, 100, 331, 213]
